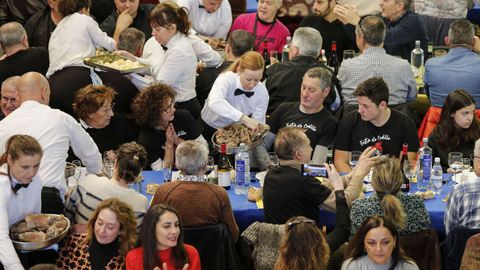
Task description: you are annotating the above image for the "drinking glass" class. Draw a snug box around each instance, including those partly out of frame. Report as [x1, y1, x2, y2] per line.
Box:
[206, 156, 215, 175]
[403, 160, 417, 189]
[448, 152, 463, 182]
[266, 152, 279, 170]
[103, 151, 114, 178]
[343, 49, 355, 60]
[162, 161, 172, 183]
[461, 157, 471, 182]
[72, 160, 82, 184]
[349, 151, 362, 169]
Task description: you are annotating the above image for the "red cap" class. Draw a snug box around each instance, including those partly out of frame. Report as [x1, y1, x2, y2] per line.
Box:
[402, 143, 408, 154]
[220, 144, 226, 154]
[375, 141, 382, 151]
[331, 41, 337, 51]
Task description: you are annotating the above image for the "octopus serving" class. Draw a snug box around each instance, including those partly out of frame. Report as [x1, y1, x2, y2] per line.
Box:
[10, 214, 69, 243]
[215, 123, 269, 148]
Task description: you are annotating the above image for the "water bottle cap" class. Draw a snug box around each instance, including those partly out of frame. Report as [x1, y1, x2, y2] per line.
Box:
[422, 138, 428, 143]
[434, 157, 440, 162]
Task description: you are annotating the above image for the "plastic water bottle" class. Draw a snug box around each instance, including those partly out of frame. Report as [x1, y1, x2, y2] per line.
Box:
[411, 40, 424, 82]
[431, 157, 443, 194]
[235, 143, 250, 195]
[417, 138, 432, 191]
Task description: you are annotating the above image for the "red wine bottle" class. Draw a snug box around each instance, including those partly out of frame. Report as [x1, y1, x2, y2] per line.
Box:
[400, 143, 410, 192]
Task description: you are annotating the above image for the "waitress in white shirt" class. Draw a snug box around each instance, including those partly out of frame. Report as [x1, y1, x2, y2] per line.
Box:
[201, 50, 269, 138]
[149, 2, 202, 118]
[0, 135, 43, 270]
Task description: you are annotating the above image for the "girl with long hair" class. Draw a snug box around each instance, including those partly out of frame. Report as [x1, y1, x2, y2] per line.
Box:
[429, 89, 480, 170]
[126, 204, 201, 270]
[58, 198, 138, 269]
[350, 157, 430, 236]
[0, 135, 43, 269]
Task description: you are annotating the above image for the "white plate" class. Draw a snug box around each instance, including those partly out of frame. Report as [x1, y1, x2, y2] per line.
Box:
[256, 171, 267, 187]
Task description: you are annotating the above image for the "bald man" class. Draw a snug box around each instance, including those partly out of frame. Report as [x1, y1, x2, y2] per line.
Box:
[0, 72, 102, 214]
[0, 76, 20, 119]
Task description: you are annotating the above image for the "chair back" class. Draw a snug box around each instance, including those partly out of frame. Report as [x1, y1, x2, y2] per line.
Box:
[399, 228, 442, 270]
[441, 227, 480, 270]
[460, 233, 480, 270]
[183, 223, 241, 270]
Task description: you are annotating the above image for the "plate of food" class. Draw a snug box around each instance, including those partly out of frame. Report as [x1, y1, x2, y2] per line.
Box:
[83, 53, 149, 74]
[10, 214, 70, 251]
[212, 123, 269, 155]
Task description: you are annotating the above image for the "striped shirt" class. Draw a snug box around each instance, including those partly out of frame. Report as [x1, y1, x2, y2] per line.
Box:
[65, 174, 148, 229]
[445, 178, 480, 234]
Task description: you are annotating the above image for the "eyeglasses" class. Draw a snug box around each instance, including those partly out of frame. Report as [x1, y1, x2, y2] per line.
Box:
[100, 103, 115, 114]
[470, 153, 480, 160]
[287, 219, 316, 230]
[357, 16, 374, 44]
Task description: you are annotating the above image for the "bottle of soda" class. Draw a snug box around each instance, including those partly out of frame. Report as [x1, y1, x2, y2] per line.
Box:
[400, 143, 410, 192]
[262, 40, 270, 66]
[235, 143, 250, 195]
[281, 36, 291, 62]
[218, 144, 231, 190]
[328, 41, 339, 74]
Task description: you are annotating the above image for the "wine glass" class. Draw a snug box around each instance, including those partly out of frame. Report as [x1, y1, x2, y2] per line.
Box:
[461, 157, 471, 182]
[349, 151, 362, 169]
[162, 160, 172, 183]
[403, 160, 417, 189]
[448, 152, 463, 183]
[266, 152, 279, 170]
[206, 156, 215, 175]
[103, 151, 114, 178]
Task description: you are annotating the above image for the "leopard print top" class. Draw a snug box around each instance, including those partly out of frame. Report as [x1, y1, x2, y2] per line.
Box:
[57, 233, 125, 270]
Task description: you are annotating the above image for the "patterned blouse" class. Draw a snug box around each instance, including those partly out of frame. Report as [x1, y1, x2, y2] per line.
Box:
[350, 193, 431, 238]
[57, 233, 125, 270]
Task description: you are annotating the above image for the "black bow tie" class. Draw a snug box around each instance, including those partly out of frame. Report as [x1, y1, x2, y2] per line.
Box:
[12, 183, 29, 192]
[234, 88, 254, 97]
[161, 45, 168, 51]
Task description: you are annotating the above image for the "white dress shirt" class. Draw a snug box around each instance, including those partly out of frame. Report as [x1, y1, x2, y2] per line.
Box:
[0, 165, 42, 270]
[151, 33, 197, 102]
[0, 101, 102, 197]
[201, 71, 269, 129]
[47, 12, 115, 77]
[178, 0, 232, 39]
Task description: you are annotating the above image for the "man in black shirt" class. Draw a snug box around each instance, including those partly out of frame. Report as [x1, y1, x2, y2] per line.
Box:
[334, 77, 419, 173]
[100, 0, 154, 42]
[263, 127, 372, 224]
[265, 26, 339, 113]
[254, 67, 337, 170]
[0, 22, 49, 84]
[300, 0, 356, 62]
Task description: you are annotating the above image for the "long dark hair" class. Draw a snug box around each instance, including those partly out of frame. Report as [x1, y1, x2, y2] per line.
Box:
[433, 89, 480, 151]
[346, 215, 413, 270]
[138, 204, 188, 270]
[58, 0, 91, 16]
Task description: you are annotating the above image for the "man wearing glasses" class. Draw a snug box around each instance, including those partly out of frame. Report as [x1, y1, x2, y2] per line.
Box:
[0, 76, 20, 120]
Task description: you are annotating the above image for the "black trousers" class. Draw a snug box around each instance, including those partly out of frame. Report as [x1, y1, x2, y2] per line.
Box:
[41, 186, 65, 214]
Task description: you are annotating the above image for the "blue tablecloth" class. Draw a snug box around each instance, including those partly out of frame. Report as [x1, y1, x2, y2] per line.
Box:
[141, 171, 452, 239]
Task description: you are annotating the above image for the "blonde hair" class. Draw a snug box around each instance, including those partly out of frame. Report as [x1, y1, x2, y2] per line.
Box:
[371, 157, 406, 229]
[225, 51, 264, 73]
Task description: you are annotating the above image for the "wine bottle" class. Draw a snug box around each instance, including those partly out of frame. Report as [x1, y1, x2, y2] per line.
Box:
[262, 40, 270, 66]
[400, 143, 410, 192]
[218, 144, 231, 190]
[328, 41, 339, 74]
